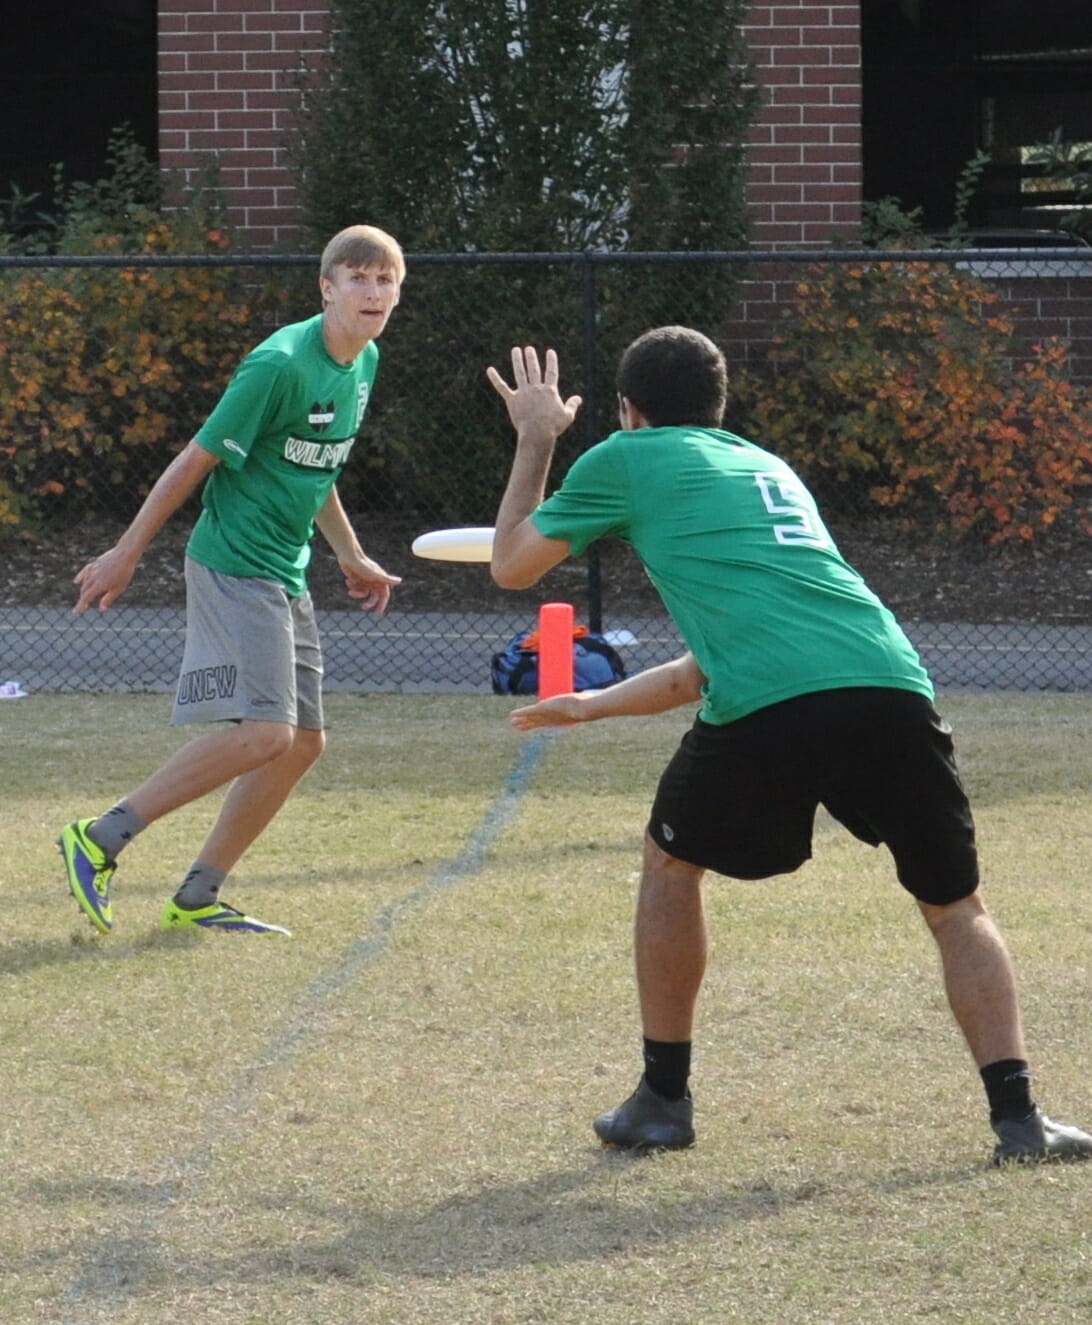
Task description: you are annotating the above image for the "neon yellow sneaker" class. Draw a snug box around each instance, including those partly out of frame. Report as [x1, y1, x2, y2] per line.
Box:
[58, 819, 116, 933]
[160, 899, 291, 936]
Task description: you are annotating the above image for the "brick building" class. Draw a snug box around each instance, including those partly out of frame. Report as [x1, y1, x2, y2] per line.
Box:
[158, 0, 329, 250]
[2, 4, 1082, 375]
[151, 2, 1092, 380]
[156, 0, 864, 252]
[8, 4, 1091, 254]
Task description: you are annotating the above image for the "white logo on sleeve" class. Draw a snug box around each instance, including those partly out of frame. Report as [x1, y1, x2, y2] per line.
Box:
[222, 438, 246, 457]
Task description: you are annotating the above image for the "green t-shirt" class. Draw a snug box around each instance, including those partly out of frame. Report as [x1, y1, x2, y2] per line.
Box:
[531, 426, 933, 724]
[188, 313, 378, 595]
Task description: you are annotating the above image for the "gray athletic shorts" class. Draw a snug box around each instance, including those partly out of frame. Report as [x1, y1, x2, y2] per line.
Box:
[171, 558, 324, 730]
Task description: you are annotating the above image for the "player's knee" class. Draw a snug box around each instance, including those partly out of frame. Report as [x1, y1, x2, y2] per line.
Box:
[294, 726, 326, 767]
[642, 830, 704, 887]
[917, 887, 986, 934]
[237, 720, 295, 765]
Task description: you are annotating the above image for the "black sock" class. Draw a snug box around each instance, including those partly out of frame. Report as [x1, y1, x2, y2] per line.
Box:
[980, 1058, 1035, 1123]
[642, 1038, 691, 1101]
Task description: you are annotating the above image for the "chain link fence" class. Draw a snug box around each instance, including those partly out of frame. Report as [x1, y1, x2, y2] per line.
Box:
[1, 247, 1090, 698]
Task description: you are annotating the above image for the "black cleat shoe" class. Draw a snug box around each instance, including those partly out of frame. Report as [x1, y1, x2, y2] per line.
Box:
[593, 1076, 695, 1151]
[992, 1106, 1092, 1164]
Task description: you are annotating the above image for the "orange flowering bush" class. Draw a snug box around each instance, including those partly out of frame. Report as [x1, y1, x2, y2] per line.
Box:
[0, 124, 293, 533]
[735, 261, 1092, 544]
[0, 218, 289, 531]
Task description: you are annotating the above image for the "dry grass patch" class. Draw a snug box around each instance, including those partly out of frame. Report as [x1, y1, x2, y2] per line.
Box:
[0, 693, 1089, 1323]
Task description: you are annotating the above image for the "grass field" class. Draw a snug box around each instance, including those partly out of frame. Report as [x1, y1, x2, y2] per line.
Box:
[2, 692, 1090, 1324]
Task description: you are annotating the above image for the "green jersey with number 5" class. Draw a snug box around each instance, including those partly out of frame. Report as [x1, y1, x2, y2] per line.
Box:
[531, 426, 932, 725]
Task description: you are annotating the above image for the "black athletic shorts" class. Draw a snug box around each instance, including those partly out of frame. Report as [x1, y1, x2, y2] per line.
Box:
[647, 687, 979, 905]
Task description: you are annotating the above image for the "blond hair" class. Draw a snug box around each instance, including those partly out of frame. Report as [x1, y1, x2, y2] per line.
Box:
[320, 225, 405, 284]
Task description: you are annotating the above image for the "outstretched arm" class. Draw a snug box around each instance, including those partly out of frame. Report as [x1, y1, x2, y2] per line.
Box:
[315, 484, 402, 614]
[73, 440, 220, 613]
[509, 653, 705, 731]
[486, 345, 582, 589]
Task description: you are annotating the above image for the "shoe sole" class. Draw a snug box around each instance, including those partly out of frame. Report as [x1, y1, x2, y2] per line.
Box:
[598, 1136, 695, 1153]
[160, 908, 290, 936]
[167, 923, 291, 935]
[994, 1147, 1092, 1165]
[594, 1121, 695, 1152]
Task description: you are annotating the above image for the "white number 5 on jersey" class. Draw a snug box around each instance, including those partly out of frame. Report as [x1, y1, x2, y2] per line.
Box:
[755, 472, 830, 548]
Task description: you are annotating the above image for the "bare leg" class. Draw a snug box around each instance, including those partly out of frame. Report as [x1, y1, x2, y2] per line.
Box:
[636, 832, 708, 1041]
[195, 727, 326, 873]
[917, 890, 1027, 1068]
[126, 720, 296, 827]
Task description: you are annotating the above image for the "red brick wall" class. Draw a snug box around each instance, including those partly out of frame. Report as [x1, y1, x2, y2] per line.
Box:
[1001, 273, 1092, 384]
[724, 5, 861, 367]
[158, 0, 329, 249]
[742, 2, 863, 248]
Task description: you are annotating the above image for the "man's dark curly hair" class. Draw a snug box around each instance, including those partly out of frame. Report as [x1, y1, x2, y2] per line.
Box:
[616, 325, 727, 428]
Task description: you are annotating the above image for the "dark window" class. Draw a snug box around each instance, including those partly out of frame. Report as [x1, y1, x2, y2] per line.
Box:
[0, 0, 157, 215]
[863, 1, 1092, 230]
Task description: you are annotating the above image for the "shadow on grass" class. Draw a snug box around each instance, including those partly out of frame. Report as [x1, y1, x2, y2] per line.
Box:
[32, 1154, 989, 1297]
[0, 928, 201, 974]
[256, 1159, 991, 1282]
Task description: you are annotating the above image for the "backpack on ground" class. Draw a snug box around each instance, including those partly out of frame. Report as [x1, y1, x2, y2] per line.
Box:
[490, 624, 626, 696]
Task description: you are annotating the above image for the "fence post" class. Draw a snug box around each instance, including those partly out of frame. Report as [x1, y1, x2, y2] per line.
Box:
[581, 252, 603, 633]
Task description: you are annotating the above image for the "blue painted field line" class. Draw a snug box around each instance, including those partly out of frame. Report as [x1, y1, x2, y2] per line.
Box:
[59, 732, 551, 1321]
[255, 730, 550, 1065]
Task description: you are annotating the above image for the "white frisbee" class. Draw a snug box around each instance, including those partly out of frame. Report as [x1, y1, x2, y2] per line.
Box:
[411, 526, 495, 563]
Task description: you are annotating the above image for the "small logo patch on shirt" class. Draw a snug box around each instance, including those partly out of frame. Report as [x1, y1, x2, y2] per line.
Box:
[308, 400, 336, 431]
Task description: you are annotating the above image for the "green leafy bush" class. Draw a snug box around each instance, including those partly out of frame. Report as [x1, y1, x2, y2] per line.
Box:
[292, 0, 759, 518]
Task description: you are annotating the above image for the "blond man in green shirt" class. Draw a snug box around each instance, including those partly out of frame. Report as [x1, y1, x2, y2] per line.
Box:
[59, 225, 403, 937]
